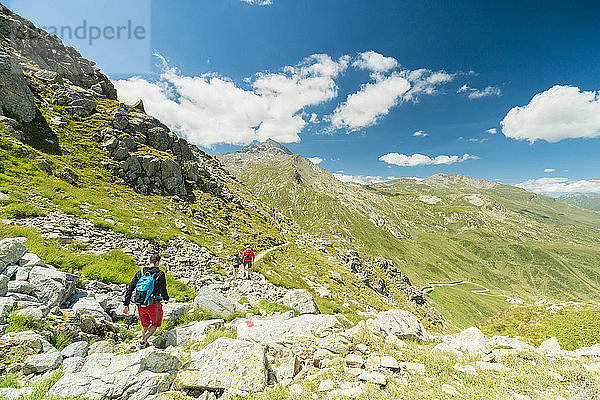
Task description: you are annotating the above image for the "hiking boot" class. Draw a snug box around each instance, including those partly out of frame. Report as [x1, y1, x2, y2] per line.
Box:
[138, 341, 148, 350]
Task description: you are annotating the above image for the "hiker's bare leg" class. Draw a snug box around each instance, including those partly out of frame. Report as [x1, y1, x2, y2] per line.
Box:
[142, 325, 157, 343]
[141, 325, 148, 341]
[234, 268, 238, 279]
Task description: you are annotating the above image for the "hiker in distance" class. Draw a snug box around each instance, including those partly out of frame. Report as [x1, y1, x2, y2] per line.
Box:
[123, 253, 169, 349]
[231, 252, 242, 279]
[242, 247, 255, 279]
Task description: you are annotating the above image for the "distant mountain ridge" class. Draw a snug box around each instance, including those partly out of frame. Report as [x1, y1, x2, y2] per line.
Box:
[558, 193, 600, 212]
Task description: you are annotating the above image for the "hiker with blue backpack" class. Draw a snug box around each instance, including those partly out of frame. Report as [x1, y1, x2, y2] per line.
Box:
[123, 253, 169, 349]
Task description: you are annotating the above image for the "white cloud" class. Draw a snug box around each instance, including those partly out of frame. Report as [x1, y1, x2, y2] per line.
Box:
[544, 168, 555, 173]
[485, 128, 497, 134]
[352, 51, 398, 73]
[413, 130, 429, 137]
[501, 85, 600, 143]
[333, 173, 397, 185]
[330, 69, 453, 131]
[241, 0, 272, 5]
[379, 153, 478, 167]
[458, 84, 501, 99]
[307, 157, 324, 164]
[517, 177, 600, 194]
[114, 53, 348, 147]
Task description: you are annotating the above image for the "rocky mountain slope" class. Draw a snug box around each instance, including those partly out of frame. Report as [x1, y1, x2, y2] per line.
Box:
[0, 2, 434, 335]
[1, 241, 600, 400]
[219, 141, 600, 327]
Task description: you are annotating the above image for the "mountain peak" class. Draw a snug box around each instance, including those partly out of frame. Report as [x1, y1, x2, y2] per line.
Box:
[423, 173, 499, 189]
[241, 138, 292, 155]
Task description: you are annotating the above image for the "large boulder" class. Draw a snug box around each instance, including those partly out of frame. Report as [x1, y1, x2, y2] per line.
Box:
[369, 309, 429, 341]
[175, 337, 268, 393]
[19, 253, 44, 268]
[0, 54, 37, 123]
[0, 238, 27, 265]
[22, 351, 63, 375]
[237, 314, 342, 347]
[61, 341, 89, 358]
[28, 266, 78, 308]
[70, 296, 112, 322]
[193, 287, 237, 318]
[282, 289, 319, 315]
[0, 330, 46, 353]
[156, 319, 223, 348]
[439, 327, 489, 356]
[47, 348, 180, 400]
[538, 336, 562, 357]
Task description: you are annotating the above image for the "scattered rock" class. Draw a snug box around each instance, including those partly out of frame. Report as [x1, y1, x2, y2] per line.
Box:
[369, 309, 429, 341]
[0, 238, 27, 265]
[442, 383, 460, 397]
[61, 341, 89, 358]
[282, 289, 319, 315]
[88, 340, 114, 355]
[22, 351, 63, 374]
[193, 287, 237, 318]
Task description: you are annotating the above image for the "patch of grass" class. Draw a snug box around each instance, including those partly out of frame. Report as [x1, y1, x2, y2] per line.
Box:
[4, 312, 48, 333]
[259, 299, 297, 316]
[2, 202, 46, 219]
[0, 373, 18, 388]
[92, 219, 113, 230]
[51, 330, 74, 352]
[478, 302, 600, 350]
[21, 369, 64, 400]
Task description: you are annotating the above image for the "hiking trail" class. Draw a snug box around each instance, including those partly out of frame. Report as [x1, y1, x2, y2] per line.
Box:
[255, 242, 290, 264]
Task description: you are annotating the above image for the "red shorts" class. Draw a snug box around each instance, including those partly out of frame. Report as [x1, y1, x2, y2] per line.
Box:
[137, 303, 163, 328]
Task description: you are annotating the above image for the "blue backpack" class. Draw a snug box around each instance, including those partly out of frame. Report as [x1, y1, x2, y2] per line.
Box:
[133, 271, 157, 307]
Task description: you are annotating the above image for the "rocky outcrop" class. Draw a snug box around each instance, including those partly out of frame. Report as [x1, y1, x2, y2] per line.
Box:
[175, 337, 269, 393]
[282, 289, 319, 315]
[47, 348, 181, 400]
[193, 287, 238, 318]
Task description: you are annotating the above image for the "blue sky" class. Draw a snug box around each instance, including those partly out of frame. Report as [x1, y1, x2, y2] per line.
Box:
[6, 0, 600, 193]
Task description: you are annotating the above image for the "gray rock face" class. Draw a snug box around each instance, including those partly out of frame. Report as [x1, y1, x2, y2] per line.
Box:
[175, 337, 268, 393]
[22, 351, 63, 374]
[18, 253, 43, 268]
[87, 340, 114, 355]
[47, 348, 180, 400]
[0, 330, 45, 352]
[28, 266, 78, 308]
[0, 237, 27, 265]
[0, 53, 36, 123]
[70, 296, 111, 321]
[0, 387, 34, 400]
[369, 309, 429, 341]
[193, 287, 237, 318]
[7, 280, 33, 295]
[0, 296, 15, 323]
[0, 274, 7, 296]
[61, 341, 89, 358]
[282, 289, 319, 315]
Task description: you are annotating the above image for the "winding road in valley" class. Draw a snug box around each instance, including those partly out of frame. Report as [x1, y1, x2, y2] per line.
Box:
[422, 280, 525, 304]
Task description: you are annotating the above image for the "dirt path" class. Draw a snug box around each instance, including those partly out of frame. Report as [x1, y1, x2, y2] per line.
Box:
[255, 242, 290, 264]
[422, 280, 525, 303]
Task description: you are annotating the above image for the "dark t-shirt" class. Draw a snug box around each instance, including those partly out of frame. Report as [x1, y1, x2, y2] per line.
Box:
[123, 266, 169, 306]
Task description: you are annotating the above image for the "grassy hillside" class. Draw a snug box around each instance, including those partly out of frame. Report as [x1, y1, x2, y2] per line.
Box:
[0, 86, 402, 321]
[220, 148, 600, 327]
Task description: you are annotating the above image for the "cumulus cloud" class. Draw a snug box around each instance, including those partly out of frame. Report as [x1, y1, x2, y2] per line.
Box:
[241, 0, 272, 5]
[379, 153, 478, 167]
[544, 168, 555, 173]
[352, 51, 398, 73]
[413, 130, 429, 137]
[517, 177, 600, 194]
[307, 157, 324, 164]
[330, 69, 453, 131]
[458, 84, 501, 99]
[114, 53, 348, 147]
[485, 128, 497, 134]
[333, 173, 397, 185]
[501, 85, 600, 143]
